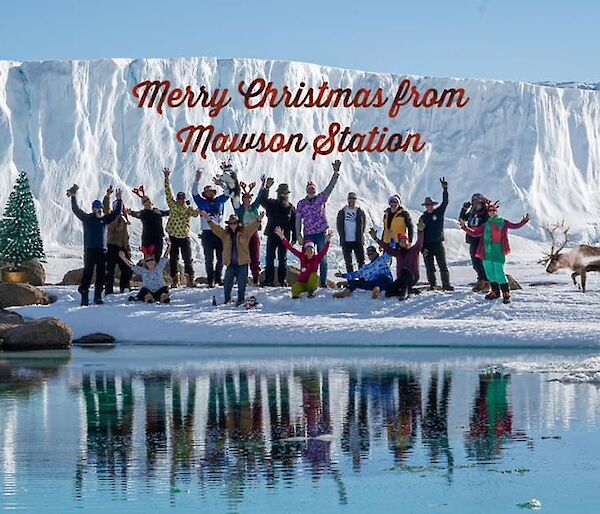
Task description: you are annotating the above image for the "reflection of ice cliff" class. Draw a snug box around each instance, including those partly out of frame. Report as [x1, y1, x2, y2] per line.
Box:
[1, 57, 600, 253]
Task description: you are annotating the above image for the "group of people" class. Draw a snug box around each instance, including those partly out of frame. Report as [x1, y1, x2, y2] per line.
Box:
[67, 160, 530, 307]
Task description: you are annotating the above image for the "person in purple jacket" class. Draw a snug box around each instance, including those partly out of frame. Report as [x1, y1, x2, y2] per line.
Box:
[295, 159, 341, 287]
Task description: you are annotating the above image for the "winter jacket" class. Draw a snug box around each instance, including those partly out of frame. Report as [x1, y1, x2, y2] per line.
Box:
[232, 189, 266, 227]
[342, 253, 393, 283]
[102, 195, 130, 249]
[71, 197, 122, 250]
[191, 181, 229, 231]
[377, 230, 424, 281]
[420, 188, 448, 246]
[164, 177, 198, 239]
[260, 188, 297, 240]
[459, 204, 488, 244]
[463, 217, 528, 261]
[208, 219, 259, 266]
[132, 258, 168, 293]
[336, 206, 366, 245]
[295, 173, 339, 236]
[128, 207, 169, 246]
[281, 238, 330, 283]
[382, 207, 414, 244]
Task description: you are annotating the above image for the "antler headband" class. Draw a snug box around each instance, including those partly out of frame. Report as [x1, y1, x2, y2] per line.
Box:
[240, 181, 257, 196]
[132, 185, 146, 199]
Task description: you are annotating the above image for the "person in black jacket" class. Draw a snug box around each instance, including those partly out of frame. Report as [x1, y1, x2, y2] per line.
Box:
[459, 193, 489, 292]
[260, 177, 297, 286]
[419, 177, 453, 291]
[336, 192, 366, 273]
[128, 194, 169, 260]
[68, 185, 122, 306]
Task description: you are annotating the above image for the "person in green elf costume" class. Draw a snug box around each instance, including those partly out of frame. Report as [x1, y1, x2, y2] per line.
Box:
[459, 202, 530, 303]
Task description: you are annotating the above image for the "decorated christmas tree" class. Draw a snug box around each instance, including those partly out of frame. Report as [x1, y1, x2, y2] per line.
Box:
[0, 171, 45, 270]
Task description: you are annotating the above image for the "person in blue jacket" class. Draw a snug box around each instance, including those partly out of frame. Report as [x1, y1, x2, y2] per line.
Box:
[68, 185, 123, 306]
[333, 245, 393, 299]
[192, 169, 229, 287]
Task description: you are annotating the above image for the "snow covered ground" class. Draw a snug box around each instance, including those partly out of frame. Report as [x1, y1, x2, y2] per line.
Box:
[11, 253, 600, 348]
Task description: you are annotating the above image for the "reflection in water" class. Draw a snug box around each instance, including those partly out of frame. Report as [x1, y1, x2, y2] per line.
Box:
[1, 357, 552, 510]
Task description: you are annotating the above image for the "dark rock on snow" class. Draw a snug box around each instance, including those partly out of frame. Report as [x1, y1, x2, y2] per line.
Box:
[73, 332, 116, 345]
[0, 283, 53, 308]
[1, 318, 72, 351]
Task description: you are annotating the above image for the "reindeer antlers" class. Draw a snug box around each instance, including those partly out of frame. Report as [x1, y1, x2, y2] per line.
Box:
[538, 221, 569, 265]
[132, 185, 145, 199]
[240, 181, 256, 196]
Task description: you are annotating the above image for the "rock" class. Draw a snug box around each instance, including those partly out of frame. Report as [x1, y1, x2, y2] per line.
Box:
[1, 260, 46, 286]
[258, 265, 301, 285]
[60, 267, 85, 286]
[73, 332, 116, 345]
[0, 309, 24, 325]
[0, 283, 52, 308]
[1, 317, 72, 351]
[507, 274, 522, 290]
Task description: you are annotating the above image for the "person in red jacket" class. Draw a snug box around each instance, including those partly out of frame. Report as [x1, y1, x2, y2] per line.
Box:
[274, 226, 332, 298]
[370, 220, 425, 300]
[459, 203, 529, 303]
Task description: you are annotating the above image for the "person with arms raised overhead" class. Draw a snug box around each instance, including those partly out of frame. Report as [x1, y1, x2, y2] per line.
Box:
[336, 191, 366, 273]
[419, 177, 454, 291]
[382, 193, 414, 245]
[192, 168, 229, 288]
[295, 159, 341, 287]
[102, 185, 132, 295]
[274, 226, 332, 299]
[260, 178, 297, 287]
[162, 167, 199, 288]
[128, 185, 169, 261]
[67, 184, 122, 306]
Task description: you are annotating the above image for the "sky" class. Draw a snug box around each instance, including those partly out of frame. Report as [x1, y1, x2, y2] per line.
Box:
[0, 0, 598, 83]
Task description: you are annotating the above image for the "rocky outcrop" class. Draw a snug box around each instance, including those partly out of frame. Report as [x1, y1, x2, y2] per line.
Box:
[0, 283, 52, 308]
[0, 318, 72, 351]
[73, 333, 116, 345]
[1, 260, 46, 286]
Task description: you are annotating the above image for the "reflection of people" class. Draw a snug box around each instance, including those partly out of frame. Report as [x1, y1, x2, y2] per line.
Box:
[341, 369, 370, 471]
[465, 373, 513, 462]
[144, 374, 168, 475]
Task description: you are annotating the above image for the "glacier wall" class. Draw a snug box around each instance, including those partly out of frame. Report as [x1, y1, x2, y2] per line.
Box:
[0, 57, 599, 254]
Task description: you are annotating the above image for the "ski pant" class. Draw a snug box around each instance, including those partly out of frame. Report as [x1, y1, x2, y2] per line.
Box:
[482, 259, 508, 285]
[201, 230, 223, 285]
[385, 268, 417, 298]
[169, 236, 194, 279]
[142, 239, 163, 261]
[470, 239, 487, 281]
[134, 286, 169, 302]
[423, 241, 451, 287]
[79, 248, 106, 300]
[292, 272, 319, 298]
[304, 232, 328, 285]
[348, 275, 392, 292]
[264, 235, 288, 285]
[248, 231, 261, 282]
[223, 263, 249, 304]
[342, 241, 365, 273]
[105, 244, 132, 293]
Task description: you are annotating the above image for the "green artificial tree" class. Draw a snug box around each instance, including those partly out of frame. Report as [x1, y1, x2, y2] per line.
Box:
[0, 171, 45, 270]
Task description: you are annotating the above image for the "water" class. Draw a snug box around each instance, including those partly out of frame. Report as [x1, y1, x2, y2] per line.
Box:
[1, 345, 600, 513]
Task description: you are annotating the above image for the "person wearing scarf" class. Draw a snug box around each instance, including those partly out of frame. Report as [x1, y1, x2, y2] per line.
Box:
[459, 203, 530, 303]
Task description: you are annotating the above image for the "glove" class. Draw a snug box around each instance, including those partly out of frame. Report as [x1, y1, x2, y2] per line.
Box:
[265, 177, 275, 188]
[417, 220, 425, 232]
[421, 248, 429, 257]
[369, 227, 378, 240]
[440, 177, 448, 189]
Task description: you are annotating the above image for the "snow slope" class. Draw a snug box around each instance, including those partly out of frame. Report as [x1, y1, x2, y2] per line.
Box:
[1, 57, 600, 259]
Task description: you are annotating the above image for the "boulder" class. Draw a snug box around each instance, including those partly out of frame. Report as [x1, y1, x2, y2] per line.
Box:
[258, 265, 301, 285]
[21, 261, 46, 286]
[60, 267, 85, 286]
[73, 332, 116, 345]
[0, 309, 24, 325]
[507, 274, 522, 291]
[1, 317, 72, 351]
[0, 283, 52, 308]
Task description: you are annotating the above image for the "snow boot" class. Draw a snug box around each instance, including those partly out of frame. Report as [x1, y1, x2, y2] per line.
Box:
[398, 287, 408, 301]
[94, 297, 104, 305]
[372, 286, 381, 299]
[144, 292, 154, 303]
[501, 283, 511, 304]
[104, 284, 114, 296]
[334, 287, 352, 299]
[159, 292, 170, 304]
[186, 274, 197, 288]
[485, 282, 500, 300]
[79, 289, 89, 307]
[441, 273, 454, 291]
[171, 275, 179, 289]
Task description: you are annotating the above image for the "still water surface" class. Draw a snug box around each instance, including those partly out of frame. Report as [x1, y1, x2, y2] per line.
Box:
[1, 345, 599, 513]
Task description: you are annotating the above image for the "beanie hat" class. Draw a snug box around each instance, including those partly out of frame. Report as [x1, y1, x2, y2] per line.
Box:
[91, 200, 102, 210]
[347, 191, 358, 200]
[388, 194, 401, 205]
[306, 180, 317, 191]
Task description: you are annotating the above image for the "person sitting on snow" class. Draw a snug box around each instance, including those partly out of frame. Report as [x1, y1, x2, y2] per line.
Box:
[459, 202, 529, 304]
[370, 220, 425, 301]
[274, 226, 332, 299]
[333, 245, 393, 299]
[199, 211, 263, 306]
[119, 240, 171, 304]
[67, 184, 123, 306]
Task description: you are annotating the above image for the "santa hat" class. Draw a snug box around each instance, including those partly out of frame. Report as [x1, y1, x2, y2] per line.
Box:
[141, 244, 156, 259]
[306, 180, 317, 191]
[397, 232, 409, 242]
[303, 240, 316, 250]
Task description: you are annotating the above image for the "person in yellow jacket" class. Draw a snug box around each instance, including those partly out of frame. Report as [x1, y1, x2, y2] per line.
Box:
[200, 211, 264, 306]
[163, 167, 199, 287]
[382, 194, 414, 244]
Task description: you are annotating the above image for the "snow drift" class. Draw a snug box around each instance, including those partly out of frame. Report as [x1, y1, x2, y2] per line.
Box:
[1, 57, 600, 255]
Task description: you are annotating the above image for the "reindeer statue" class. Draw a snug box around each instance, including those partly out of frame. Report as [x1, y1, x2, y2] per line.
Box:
[538, 223, 600, 292]
[214, 159, 240, 199]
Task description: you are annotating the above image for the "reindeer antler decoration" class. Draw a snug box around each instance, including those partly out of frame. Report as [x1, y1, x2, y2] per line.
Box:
[240, 181, 257, 197]
[219, 159, 233, 171]
[132, 185, 146, 199]
[538, 221, 569, 265]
